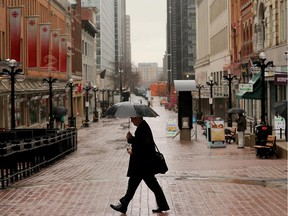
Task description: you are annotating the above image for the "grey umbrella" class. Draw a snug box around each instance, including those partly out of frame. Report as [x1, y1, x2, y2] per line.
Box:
[105, 101, 159, 118]
[53, 106, 68, 117]
[228, 108, 246, 114]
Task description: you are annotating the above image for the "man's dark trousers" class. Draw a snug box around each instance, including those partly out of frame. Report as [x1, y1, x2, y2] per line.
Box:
[120, 175, 169, 208]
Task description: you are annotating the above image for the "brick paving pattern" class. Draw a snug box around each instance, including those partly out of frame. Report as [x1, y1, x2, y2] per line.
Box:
[0, 96, 287, 216]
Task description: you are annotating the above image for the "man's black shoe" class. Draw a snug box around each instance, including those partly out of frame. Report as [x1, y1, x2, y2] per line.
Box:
[152, 207, 170, 213]
[110, 203, 127, 214]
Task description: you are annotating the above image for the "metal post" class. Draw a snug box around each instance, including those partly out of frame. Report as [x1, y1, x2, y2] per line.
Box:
[85, 89, 89, 123]
[210, 84, 213, 115]
[223, 74, 238, 127]
[100, 89, 106, 117]
[43, 77, 57, 129]
[1, 59, 23, 130]
[196, 84, 204, 118]
[254, 52, 274, 125]
[49, 80, 53, 128]
[92, 85, 98, 122]
[206, 77, 217, 115]
[82, 83, 91, 127]
[66, 79, 77, 127]
[119, 70, 123, 102]
[10, 70, 16, 130]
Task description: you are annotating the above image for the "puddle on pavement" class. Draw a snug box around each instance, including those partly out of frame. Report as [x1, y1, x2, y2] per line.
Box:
[174, 176, 287, 189]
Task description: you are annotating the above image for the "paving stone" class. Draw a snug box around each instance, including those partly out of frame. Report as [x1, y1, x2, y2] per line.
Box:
[0, 96, 287, 216]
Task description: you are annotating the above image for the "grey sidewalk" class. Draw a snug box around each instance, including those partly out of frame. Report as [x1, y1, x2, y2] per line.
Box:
[0, 97, 287, 216]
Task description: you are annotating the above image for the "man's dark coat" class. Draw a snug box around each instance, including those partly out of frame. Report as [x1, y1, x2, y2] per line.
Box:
[126, 120, 157, 177]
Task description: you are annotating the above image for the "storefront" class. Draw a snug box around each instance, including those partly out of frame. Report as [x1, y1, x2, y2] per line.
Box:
[0, 79, 67, 129]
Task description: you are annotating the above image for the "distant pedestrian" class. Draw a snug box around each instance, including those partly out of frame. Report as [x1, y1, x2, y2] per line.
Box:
[110, 117, 169, 214]
[61, 115, 65, 129]
[236, 113, 246, 148]
[55, 116, 61, 128]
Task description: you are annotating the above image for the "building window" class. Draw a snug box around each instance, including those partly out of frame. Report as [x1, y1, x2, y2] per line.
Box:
[280, 0, 287, 43]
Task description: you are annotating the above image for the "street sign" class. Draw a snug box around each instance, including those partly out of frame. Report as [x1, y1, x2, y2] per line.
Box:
[239, 83, 253, 92]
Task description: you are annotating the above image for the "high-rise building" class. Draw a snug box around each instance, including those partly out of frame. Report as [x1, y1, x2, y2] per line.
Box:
[138, 63, 159, 88]
[166, 0, 197, 81]
[82, 0, 117, 89]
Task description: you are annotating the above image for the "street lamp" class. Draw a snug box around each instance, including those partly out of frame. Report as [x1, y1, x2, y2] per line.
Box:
[206, 76, 217, 115]
[196, 84, 204, 119]
[43, 76, 58, 129]
[0, 59, 23, 130]
[119, 70, 123, 102]
[107, 88, 111, 107]
[91, 85, 99, 122]
[82, 82, 91, 127]
[222, 74, 238, 127]
[66, 79, 77, 127]
[100, 89, 106, 117]
[253, 52, 274, 124]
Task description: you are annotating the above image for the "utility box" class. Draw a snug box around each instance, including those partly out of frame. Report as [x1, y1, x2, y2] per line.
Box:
[174, 80, 196, 141]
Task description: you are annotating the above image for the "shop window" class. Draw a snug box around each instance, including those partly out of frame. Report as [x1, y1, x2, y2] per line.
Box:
[29, 100, 38, 124]
[15, 101, 23, 127]
[40, 102, 47, 123]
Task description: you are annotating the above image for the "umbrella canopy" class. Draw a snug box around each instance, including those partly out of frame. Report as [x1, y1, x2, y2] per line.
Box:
[228, 108, 246, 114]
[105, 101, 159, 118]
[274, 100, 287, 119]
[53, 106, 68, 117]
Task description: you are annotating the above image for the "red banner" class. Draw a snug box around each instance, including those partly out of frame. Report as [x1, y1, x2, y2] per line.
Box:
[39, 24, 51, 69]
[27, 16, 38, 67]
[51, 30, 60, 71]
[9, 7, 22, 61]
[59, 35, 67, 72]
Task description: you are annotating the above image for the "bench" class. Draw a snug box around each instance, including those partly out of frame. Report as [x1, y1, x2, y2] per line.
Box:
[225, 127, 236, 143]
[254, 135, 277, 158]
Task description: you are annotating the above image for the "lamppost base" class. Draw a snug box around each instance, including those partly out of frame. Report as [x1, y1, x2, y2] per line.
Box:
[227, 119, 232, 127]
[47, 122, 54, 129]
[93, 111, 99, 122]
[68, 117, 76, 128]
[82, 122, 89, 127]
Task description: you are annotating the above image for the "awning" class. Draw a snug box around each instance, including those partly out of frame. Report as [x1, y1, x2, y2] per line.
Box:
[174, 80, 196, 91]
[236, 72, 262, 100]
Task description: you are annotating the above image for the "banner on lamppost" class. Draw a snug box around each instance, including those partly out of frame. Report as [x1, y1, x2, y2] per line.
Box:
[39, 23, 51, 69]
[51, 30, 60, 71]
[9, 7, 22, 62]
[59, 35, 68, 72]
[27, 16, 39, 67]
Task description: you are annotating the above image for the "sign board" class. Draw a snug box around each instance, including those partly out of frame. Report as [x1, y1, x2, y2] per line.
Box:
[239, 83, 253, 92]
[166, 119, 177, 137]
[274, 116, 286, 139]
[210, 120, 225, 142]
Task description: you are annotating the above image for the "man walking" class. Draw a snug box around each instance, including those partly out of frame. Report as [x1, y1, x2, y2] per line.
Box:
[110, 117, 169, 214]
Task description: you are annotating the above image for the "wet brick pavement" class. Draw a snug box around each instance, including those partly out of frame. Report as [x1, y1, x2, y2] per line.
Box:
[0, 96, 287, 216]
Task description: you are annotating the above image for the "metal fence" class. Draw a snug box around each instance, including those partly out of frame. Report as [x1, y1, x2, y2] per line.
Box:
[0, 128, 77, 189]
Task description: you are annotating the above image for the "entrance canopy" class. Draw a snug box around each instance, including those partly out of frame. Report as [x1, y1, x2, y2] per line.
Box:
[174, 80, 196, 91]
[236, 72, 262, 100]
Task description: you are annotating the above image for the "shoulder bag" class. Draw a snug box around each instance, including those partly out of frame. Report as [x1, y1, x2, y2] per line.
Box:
[153, 143, 168, 174]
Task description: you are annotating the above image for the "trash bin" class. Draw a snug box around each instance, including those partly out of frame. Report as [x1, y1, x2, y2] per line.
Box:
[255, 124, 272, 146]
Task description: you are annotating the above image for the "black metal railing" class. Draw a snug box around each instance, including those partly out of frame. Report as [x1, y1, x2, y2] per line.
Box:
[0, 128, 77, 189]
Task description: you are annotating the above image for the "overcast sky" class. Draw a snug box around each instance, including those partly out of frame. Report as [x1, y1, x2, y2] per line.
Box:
[126, 0, 166, 67]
